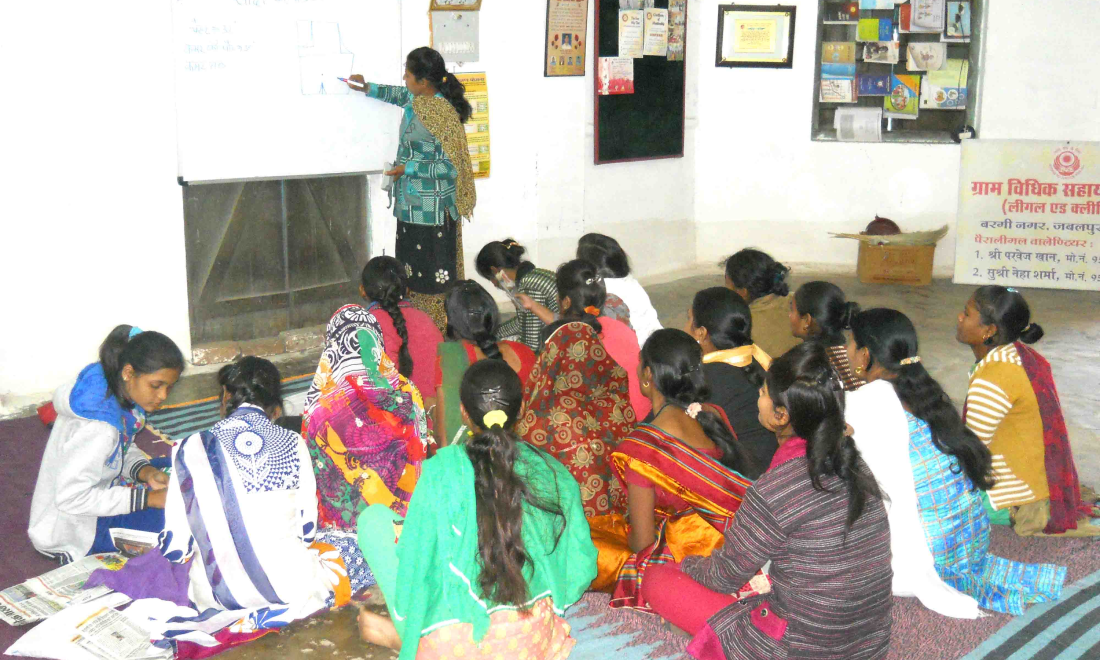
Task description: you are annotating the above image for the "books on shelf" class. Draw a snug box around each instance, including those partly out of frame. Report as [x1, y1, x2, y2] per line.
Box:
[823, 2, 859, 24]
[920, 58, 969, 109]
[884, 74, 921, 119]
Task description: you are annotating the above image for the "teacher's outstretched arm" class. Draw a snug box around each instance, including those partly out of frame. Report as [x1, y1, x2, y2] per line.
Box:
[347, 74, 413, 107]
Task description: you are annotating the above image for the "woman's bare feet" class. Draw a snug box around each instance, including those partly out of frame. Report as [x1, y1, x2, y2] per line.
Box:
[358, 606, 402, 650]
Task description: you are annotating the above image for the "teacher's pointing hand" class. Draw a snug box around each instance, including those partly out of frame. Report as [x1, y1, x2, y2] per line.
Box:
[347, 74, 367, 92]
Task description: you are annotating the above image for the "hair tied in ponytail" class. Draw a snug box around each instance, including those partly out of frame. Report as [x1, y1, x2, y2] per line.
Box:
[1021, 323, 1032, 333]
[128, 326, 144, 340]
[584, 305, 601, 316]
[584, 275, 603, 285]
[482, 410, 507, 429]
[685, 402, 702, 419]
[899, 355, 921, 366]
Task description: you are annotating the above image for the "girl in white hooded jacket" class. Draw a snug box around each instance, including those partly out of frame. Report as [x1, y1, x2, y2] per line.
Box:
[29, 325, 183, 563]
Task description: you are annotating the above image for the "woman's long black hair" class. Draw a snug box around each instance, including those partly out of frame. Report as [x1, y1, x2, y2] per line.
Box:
[445, 280, 503, 360]
[723, 248, 790, 301]
[766, 342, 882, 529]
[460, 360, 565, 606]
[361, 256, 413, 378]
[540, 260, 604, 345]
[972, 286, 1045, 346]
[690, 287, 765, 387]
[641, 329, 753, 474]
[405, 46, 472, 123]
[218, 356, 283, 418]
[851, 308, 995, 491]
[577, 233, 631, 279]
[99, 326, 184, 408]
[794, 281, 860, 346]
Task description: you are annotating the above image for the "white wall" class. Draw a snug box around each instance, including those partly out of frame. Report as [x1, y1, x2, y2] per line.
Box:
[0, 2, 190, 406]
[693, 0, 1100, 271]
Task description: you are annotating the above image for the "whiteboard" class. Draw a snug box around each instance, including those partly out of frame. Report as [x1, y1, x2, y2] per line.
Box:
[171, 0, 403, 183]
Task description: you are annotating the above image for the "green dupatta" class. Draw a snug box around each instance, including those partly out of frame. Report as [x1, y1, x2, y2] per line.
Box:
[437, 341, 472, 446]
[391, 443, 596, 660]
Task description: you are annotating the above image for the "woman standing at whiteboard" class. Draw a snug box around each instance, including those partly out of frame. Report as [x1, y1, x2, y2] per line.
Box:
[348, 47, 477, 332]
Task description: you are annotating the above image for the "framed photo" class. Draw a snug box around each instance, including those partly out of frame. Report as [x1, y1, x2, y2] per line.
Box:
[430, 0, 482, 9]
[545, 0, 590, 77]
[715, 4, 796, 68]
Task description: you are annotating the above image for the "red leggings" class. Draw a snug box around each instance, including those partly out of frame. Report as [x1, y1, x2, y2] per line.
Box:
[641, 562, 737, 635]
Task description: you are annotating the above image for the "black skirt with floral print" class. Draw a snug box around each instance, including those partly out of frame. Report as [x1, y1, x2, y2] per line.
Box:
[396, 214, 460, 295]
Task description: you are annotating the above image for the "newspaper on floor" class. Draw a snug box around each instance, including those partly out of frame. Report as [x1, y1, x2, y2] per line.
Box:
[0, 554, 127, 626]
[71, 607, 171, 660]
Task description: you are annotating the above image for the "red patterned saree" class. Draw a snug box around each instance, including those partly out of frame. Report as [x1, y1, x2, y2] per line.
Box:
[589, 416, 752, 610]
[517, 322, 636, 518]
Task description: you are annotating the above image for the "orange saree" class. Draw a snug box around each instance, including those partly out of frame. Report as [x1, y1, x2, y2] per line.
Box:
[589, 415, 752, 610]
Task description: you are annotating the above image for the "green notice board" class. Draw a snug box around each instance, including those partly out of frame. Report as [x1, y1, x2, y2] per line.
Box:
[594, 0, 687, 164]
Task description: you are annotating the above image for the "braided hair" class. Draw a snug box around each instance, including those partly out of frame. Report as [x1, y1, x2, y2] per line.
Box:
[541, 259, 604, 344]
[361, 256, 413, 378]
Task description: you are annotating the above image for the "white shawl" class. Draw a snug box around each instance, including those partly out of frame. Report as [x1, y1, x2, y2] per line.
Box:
[846, 380, 981, 619]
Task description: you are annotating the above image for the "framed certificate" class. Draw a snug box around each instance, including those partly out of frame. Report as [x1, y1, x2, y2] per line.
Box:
[430, 0, 482, 9]
[716, 5, 796, 68]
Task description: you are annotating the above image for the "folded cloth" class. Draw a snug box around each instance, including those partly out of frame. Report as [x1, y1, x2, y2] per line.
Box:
[85, 548, 190, 607]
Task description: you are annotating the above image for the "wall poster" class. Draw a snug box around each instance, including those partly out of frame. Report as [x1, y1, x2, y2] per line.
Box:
[954, 140, 1100, 291]
[545, 0, 589, 77]
[456, 73, 491, 178]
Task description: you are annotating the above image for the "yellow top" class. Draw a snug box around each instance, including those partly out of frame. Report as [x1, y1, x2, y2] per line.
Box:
[965, 343, 1048, 509]
[749, 293, 801, 360]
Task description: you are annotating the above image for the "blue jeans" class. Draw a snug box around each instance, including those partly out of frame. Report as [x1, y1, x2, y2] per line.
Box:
[89, 456, 170, 555]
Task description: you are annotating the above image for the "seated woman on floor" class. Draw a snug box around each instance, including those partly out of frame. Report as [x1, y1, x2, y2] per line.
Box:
[303, 305, 431, 529]
[360, 256, 444, 408]
[518, 259, 650, 420]
[957, 286, 1100, 537]
[356, 360, 597, 660]
[684, 287, 777, 477]
[848, 308, 1066, 615]
[435, 279, 536, 445]
[517, 320, 636, 518]
[29, 325, 182, 564]
[155, 357, 371, 646]
[844, 309, 982, 619]
[643, 342, 892, 660]
[790, 281, 866, 391]
[589, 329, 754, 603]
[475, 238, 559, 353]
[577, 233, 663, 344]
[723, 248, 799, 359]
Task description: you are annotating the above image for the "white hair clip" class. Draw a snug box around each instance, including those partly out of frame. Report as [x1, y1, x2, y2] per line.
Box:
[685, 402, 702, 419]
[899, 356, 921, 366]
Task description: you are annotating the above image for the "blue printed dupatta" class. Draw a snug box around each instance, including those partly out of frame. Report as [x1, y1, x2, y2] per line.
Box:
[153, 404, 369, 648]
[908, 413, 1066, 615]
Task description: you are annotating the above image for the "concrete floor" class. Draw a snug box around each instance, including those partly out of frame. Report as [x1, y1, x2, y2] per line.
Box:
[221, 269, 1100, 660]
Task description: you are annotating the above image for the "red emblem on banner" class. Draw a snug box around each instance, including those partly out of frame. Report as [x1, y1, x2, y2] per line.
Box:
[1051, 147, 1082, 179]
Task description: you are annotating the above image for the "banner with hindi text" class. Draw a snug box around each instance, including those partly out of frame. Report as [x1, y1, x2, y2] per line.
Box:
[954, 140, 1100, 291]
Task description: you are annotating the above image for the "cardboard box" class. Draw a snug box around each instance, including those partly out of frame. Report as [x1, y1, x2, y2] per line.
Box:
[857, 243, 935, 286]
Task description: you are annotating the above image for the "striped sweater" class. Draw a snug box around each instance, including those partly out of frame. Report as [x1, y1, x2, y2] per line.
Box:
[496, 266, 559, 353]
[682, 438, 892, 660]
[965, 344, 1048, 510]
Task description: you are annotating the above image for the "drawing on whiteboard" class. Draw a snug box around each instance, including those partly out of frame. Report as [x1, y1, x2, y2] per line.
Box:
[297, 20, 355, 95]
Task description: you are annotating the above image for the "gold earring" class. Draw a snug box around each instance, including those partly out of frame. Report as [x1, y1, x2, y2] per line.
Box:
[854, 365, 864, 375]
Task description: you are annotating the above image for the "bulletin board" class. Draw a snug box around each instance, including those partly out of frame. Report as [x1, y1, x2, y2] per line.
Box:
[594, 0, 687, 164]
